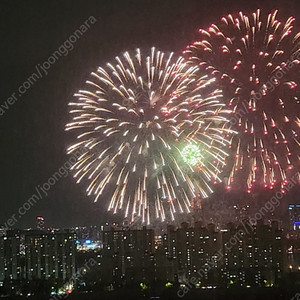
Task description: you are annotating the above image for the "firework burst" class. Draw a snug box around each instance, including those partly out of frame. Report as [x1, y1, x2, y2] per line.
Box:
[184, 9, 300, 192]
[66, 47, 233, 223]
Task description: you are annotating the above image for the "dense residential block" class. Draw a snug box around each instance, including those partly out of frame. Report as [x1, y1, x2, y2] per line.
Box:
[0, 230, 76, 282]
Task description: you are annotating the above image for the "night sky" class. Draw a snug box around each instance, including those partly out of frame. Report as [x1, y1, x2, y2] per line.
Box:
[0, 0, 299, 228]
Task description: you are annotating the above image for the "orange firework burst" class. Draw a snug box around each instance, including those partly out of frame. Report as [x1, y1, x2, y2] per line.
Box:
[66, 48, 234, 223]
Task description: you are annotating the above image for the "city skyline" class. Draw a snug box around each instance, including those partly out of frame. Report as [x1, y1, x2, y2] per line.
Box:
[0, 0, 299, 229]
[1, 216, 300, 299]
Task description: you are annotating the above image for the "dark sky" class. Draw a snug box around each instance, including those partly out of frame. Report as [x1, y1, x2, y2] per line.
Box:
[0, 0, 299, 228]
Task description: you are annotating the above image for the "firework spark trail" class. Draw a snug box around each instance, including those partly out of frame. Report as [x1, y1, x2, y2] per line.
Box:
[66, 47, 234, 224]
[184, 9, 300, 193]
